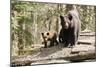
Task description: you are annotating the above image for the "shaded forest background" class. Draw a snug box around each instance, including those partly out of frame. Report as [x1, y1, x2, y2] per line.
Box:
[11, 0, 96, 56]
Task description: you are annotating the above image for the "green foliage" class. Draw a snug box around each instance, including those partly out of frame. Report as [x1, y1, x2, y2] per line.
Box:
[11, 1, 96, 56]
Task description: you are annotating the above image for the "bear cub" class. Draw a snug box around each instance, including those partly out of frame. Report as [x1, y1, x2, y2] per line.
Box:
[41, 31, 58, 48]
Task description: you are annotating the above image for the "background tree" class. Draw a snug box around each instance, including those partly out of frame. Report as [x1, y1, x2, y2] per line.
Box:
[11, 0, 96, 56]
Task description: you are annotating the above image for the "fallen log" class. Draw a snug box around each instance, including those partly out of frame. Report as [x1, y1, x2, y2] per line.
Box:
[69, 45, 96, 61]
[68, 50, 96, 61]
[11, 45, 96, 66]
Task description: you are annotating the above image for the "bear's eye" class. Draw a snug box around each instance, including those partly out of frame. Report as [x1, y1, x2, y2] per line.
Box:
[41, 33, 44, 35]
[47, 32, 49, 36]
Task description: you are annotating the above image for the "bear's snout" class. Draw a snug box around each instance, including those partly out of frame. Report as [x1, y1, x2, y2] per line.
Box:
[64, 22, 69, 29]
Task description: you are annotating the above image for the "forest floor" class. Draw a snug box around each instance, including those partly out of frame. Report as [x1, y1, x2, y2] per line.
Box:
[11, 32, 96, 66]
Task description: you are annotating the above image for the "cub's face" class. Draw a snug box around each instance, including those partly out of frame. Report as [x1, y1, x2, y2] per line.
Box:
[41, 32, 50, 44]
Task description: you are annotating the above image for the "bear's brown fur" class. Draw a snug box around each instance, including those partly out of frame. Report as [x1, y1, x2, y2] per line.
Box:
[59, 5, 81, 47]
[41, 31, 58, 48]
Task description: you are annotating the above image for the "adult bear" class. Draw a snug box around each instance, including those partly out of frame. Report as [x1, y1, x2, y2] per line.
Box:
[59, 5, 81, 47]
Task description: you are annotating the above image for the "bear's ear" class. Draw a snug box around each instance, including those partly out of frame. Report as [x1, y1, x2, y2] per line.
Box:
[68, 13, 73, 21]
[41, 33, 44, 36]
[46, 32, 49, 36]
[60, 15, 64, 20]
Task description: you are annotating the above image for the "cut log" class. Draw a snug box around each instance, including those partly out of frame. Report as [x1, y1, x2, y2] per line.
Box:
[78, 40, 95, 45]
[80, 32, 95, 36]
